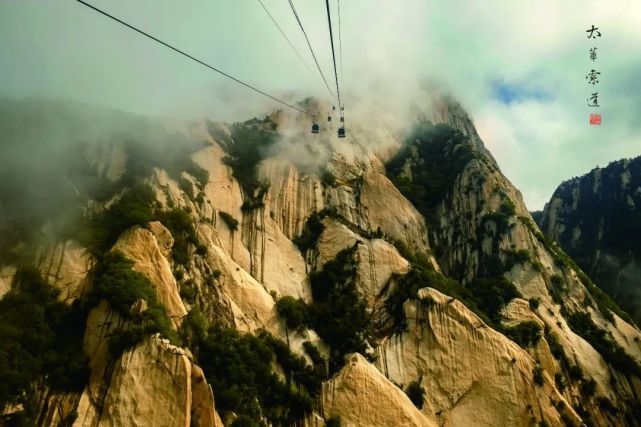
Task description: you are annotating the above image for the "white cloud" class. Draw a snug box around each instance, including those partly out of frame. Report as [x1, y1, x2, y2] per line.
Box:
[1, 0, 640, 209]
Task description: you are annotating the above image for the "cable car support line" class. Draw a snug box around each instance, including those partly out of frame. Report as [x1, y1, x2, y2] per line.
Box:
[324, 0, 342, 109]
[256, 0, 322, 88]
[74, 0, 312, 116]
[337, 0, 343, 79]
[287, 0, 336, 101]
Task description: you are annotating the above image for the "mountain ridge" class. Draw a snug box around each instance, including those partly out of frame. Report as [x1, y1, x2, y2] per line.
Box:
[0, 96, 640, 426]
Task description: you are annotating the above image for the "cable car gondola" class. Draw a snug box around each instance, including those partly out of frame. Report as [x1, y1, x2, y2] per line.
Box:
[311, 116, 320, 134]
[338, 127, 346, 138]
[327, 113, 332, 122]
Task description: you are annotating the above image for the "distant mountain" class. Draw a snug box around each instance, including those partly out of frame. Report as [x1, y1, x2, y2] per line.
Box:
[536, 156, 641, 325]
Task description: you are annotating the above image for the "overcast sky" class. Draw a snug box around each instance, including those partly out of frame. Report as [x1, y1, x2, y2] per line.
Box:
[1, 0, 640, 209]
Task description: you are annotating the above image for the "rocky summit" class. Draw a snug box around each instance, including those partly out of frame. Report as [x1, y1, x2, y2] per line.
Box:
[535, 156, 641, 327]
[1, 96, 641, 427]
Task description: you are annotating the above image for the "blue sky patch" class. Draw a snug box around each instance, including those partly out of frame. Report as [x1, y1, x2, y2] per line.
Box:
[491, 80, 552, 105]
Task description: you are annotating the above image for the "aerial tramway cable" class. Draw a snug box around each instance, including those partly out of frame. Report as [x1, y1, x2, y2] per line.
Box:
[287, 0, 337, 101]
[337, 0, 343, 80]
[74, 0, 313, 116]
[256, 0, 322, 88]
[325, 0, 346, 137]
[324, 0, 342, 109]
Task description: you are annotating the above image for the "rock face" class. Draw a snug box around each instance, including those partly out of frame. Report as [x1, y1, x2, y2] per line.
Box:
[74, 300, 222, 427]
[388, 119, 641, 425]
[75, 334, 222, 427]
[35, 239, 93, 303]
[536, 156, 641, 325]
[377, 288, 579, 427]
[323, 353, 436, 427]
[317, 218, 410, 303]
[4, 98, 641, 427]
[112, 225, 187, 323]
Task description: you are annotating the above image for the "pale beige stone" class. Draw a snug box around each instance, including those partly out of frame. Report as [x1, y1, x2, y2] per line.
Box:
[323, 353, 436, 427]
[112, 226, 187, 323]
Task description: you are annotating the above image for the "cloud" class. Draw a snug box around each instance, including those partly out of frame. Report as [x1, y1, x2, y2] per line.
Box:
[1, 0, 641, 209]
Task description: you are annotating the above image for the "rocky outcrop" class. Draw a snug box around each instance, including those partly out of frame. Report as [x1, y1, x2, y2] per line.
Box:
[35, 239, 93, 303]
[317, 218, 409, 303]
[377, 288, 579, 427]
[72, 299, 222, 427]
[112, 225, 187, 323]
[5, 97, 641, 427]
[0, 265, 16, 299]
[260, 158, 324, 241]
[75, 334, 222, 427]
[536, 156, 641, 325]
[323, 353, 436, 427]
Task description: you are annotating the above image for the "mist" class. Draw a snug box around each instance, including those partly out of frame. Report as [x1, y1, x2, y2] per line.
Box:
[2, 1, 641, 209]
[0, 97, 209, 261]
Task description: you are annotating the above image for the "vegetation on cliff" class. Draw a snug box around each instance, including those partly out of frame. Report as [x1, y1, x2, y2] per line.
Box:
[0, 268, 88, 423]
[277, 245, 371, 373]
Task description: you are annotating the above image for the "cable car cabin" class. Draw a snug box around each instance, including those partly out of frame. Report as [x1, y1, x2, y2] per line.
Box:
[327, 114, 332, 122]
[338, 127, 346, 138]
[340, 116, 344, 123]
[333, 105, 336, 111]
[311, 123, 320, 134]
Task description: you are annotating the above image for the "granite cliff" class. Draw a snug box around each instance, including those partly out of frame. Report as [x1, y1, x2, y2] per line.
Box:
[1, 97, 640, 426]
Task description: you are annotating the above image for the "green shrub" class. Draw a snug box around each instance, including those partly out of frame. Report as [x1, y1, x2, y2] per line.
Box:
[258, 332, 323, 397]
[500, 200, 517, 216]
[481, 211, 511, 235]
[567, 312, 641, 376]
[185, 163, 209, 189]
[302, 341, 327, 378]
[308, 245, 370, 372]
[180, 281, 197, 304]
[293, 212, 325, 252]
[560, 412, 577, 427]
[533, 365, 544, 386]
[196, 325, 318, 425]
[597, 397, 617, 415]
[178, 176, 195, 199]
[88, 251, 179, 357]
[320, 169, 337, 187]
[555, 372, 566, 391]
[568, 364, 583, 381]
[230, 415, 261, 427]
[504, 321, 542, 348]
[75, 184, 156, 255]
[0, 268, 89, 413]
[405, 380, 425, 409]
[325, 416, 342, 427]
[178, 307, 208, 357]
[221, 123, 277, 198]
[580, 378, 597, 398]
[504, 249, 531, 269]
[156, 208, 199, 266]
[385, 242, 492, 329]
[219, 211, 239, 232]
[386, 122, 477, 211]
[275, 296, 309, 331]
[551, 274, 564, 287]
[468, 277, 521, 323]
